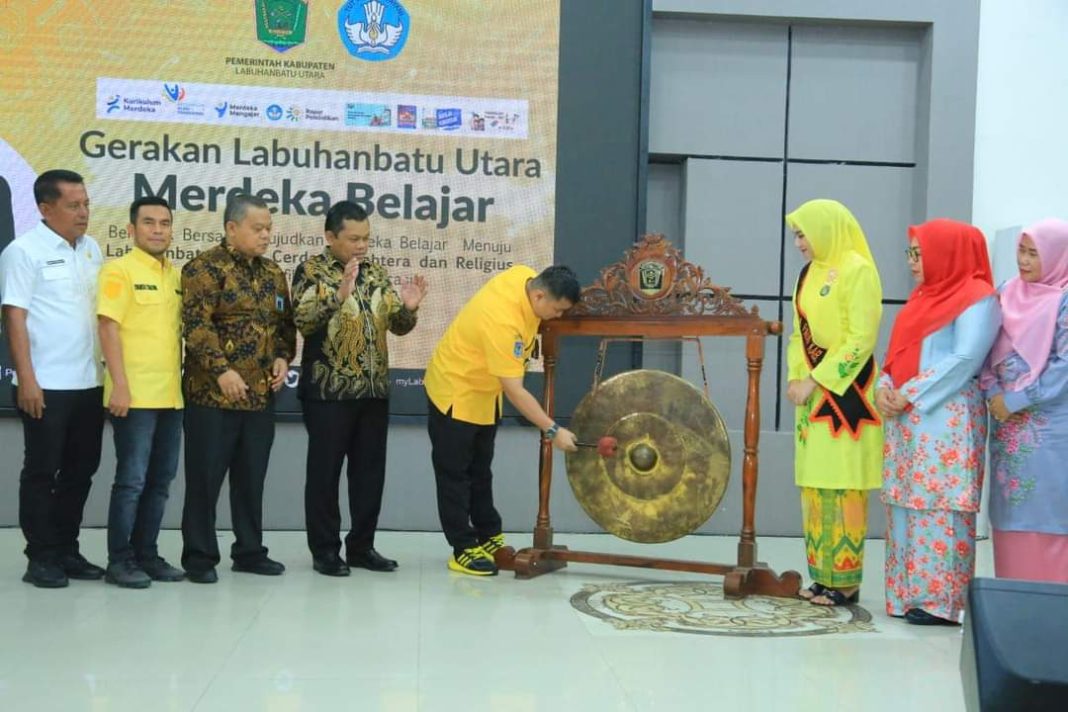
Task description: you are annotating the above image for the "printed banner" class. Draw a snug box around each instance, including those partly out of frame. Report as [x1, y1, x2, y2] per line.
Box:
[0, 0, 560, 413]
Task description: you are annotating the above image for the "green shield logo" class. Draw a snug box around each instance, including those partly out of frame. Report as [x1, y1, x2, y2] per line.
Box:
[256, 0, 308, 53]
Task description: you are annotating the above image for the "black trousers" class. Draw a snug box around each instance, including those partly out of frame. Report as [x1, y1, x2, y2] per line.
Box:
[427, 399, 502, 555]
[17, 387, 104, 562]
[302, 398, 389, 559]
[180, 403, 275, 572]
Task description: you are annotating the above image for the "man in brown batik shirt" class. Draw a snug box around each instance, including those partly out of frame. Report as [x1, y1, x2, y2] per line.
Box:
[179, 193, 296, 583]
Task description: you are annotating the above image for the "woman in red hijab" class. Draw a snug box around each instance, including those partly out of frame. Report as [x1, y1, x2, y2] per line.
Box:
[877, 219, 999, 626]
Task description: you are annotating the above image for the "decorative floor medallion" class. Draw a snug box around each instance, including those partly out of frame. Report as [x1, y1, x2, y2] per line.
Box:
[571, 581, 876, 637]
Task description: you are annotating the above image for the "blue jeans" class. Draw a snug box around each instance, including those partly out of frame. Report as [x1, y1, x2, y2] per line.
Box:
[107, 408, 183, 564]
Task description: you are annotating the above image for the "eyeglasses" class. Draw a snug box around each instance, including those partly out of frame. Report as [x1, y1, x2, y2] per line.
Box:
[905, 246, 921, 263]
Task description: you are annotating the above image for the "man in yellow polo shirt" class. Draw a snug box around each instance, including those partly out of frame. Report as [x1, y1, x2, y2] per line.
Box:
[97, 196, 185, 588]
[425, 265, 581, 575]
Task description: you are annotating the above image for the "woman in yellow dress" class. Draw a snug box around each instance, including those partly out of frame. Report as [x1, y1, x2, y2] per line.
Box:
[785, 199, 884, 606]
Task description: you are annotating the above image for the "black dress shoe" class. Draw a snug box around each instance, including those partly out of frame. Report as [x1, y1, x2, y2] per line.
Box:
[186, 568, 218, 584]
[904, 608, 959, 626]
[232, 557, 286, 576]
[60, 553, 105, 580]
[23, 560, 69, 588]
[347, 548, 398, 572]
[313, 555, 351, 577]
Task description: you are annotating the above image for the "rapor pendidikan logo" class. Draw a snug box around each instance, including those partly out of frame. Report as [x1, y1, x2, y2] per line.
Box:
[338, 0, 409, 61]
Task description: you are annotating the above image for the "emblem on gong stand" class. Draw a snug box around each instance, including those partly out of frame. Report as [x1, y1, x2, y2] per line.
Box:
[570, 233, 760, 317]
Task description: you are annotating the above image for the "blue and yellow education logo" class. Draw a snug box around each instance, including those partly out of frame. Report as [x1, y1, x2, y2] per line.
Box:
[162, 84, 185, 103]
[256, 0, 309, 53]
[338, 0, 410, 62]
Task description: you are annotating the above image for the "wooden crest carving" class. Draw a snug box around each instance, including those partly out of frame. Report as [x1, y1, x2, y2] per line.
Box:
[569, 234, 758, 318]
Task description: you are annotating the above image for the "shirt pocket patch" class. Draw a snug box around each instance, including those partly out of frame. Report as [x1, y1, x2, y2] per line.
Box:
[133, 285, 163, 305]
[39, 264, 73, 298]
[40, 264, 69, 281]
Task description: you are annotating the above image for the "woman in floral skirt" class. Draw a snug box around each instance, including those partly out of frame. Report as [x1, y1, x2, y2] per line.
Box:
[982, 218, 1068, 583]
[878, 219, 999, 625]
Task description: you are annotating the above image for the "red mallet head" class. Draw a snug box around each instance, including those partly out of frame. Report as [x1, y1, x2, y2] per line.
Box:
[597, 436, 619, 457]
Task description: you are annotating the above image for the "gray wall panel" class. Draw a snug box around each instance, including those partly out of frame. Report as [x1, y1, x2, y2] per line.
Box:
[650, 19, 787, 157]
[655, 0, 956, 24]
[789, 24, 923, 163]
[646, 163, 684, 241]
[783, 163, 917, 301]
[652, 0, 981, 220]
[684, 158, 785, 296]
[876, 302, 905, 369]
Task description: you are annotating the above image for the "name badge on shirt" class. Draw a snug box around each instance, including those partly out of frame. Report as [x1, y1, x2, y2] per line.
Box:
[275, 295, 285, 312]
[513, 340, 524, 358]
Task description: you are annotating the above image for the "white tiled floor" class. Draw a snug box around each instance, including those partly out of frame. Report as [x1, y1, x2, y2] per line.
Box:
[0, 529, 986, 711]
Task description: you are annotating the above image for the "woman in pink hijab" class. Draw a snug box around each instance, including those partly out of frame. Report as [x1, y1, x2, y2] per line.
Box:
[981, 218, 1068, 582]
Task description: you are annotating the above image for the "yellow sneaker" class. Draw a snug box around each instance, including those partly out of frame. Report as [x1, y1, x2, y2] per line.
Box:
[447, 547, 498, 576]
[480, 534, 507, 558]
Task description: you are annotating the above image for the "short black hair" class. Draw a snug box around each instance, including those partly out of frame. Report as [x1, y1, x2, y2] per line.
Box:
[324, 200, 369, 235]
[223, 193, 269, 229]
[34, 169, 84, 205]
[129, 196, 172, 225]
[531, 265, 581, 304]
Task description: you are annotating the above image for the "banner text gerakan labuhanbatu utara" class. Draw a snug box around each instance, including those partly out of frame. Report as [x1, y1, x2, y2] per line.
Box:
[79, 129, 546, 229]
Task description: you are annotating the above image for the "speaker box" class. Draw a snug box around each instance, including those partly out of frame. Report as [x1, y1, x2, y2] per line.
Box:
[961, 577, 1068, 711]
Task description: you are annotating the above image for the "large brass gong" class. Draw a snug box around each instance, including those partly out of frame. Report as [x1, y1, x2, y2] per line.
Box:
[566, 370, 731, 543]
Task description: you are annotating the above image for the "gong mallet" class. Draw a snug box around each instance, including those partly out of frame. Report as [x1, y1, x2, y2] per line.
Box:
[574, 436, 619, 457]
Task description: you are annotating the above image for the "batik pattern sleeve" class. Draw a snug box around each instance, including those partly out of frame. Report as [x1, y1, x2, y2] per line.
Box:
[271, 264, 296, 363]
[181, 257, 230, 377]
[386, 279, 417, 337]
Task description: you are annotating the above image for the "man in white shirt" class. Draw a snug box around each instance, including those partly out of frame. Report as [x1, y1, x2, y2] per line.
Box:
[0, 169, 106, 588]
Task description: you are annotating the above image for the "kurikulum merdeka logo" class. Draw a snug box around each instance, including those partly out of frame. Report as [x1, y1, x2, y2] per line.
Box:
[256, 0, 309, 53]
[338, 0, 409, 61]
[162, 83, 186, 102]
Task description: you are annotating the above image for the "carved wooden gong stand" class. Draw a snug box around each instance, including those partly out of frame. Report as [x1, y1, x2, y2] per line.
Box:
[496, 234, 801, 598]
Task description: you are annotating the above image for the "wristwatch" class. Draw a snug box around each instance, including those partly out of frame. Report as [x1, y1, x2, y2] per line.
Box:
[544, 423, 560, 439]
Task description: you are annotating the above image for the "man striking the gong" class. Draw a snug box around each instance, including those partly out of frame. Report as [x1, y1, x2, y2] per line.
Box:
[424, 265, 582, 576]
